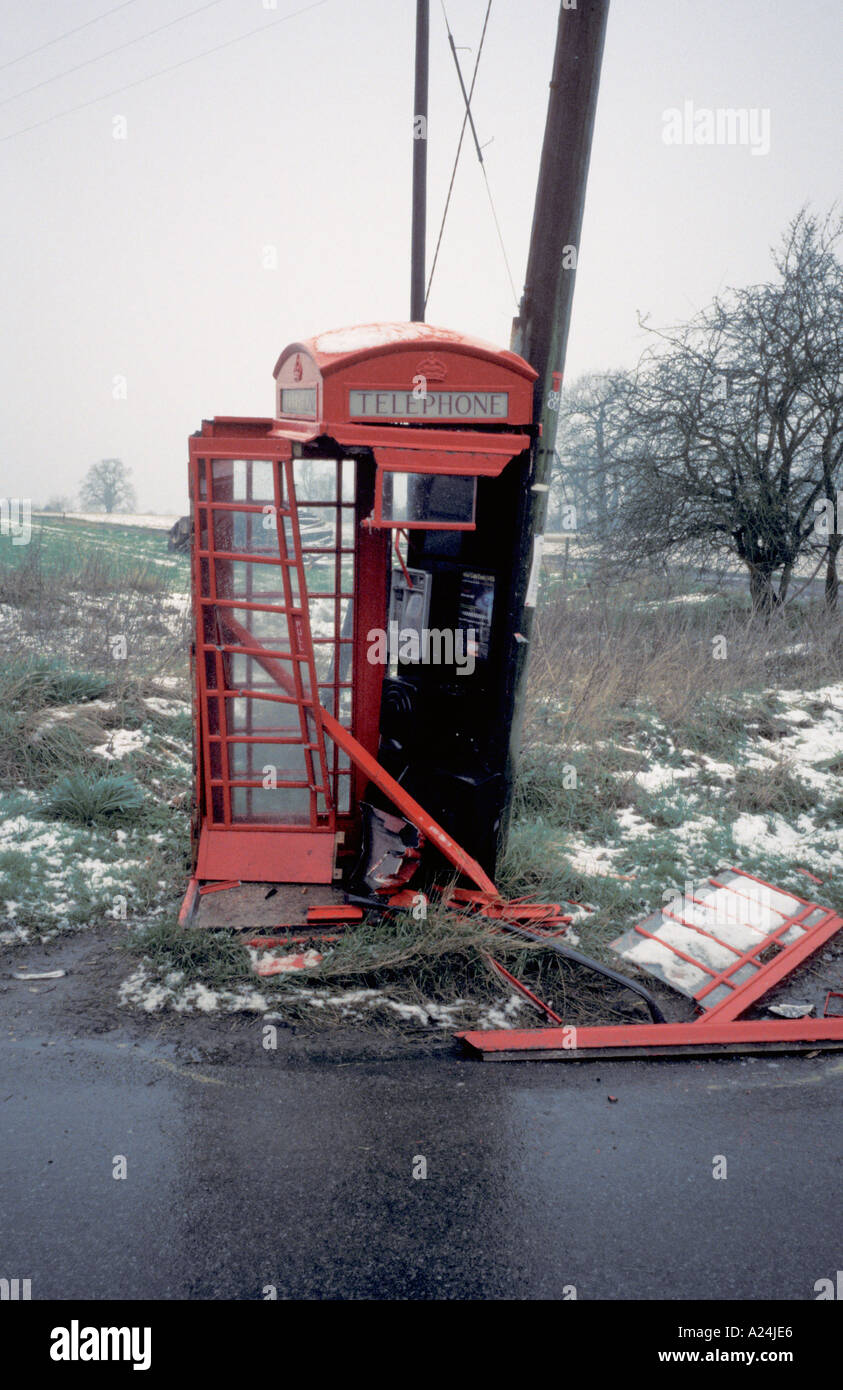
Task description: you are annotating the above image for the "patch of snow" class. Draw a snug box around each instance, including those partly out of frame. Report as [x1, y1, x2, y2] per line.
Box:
[697, 754, 737, 779]
[564, 837, 625, 876]
[732, 812, 806, 858]
[616, 807, 655, 839]
[119, 965, 269, 1014]
[92, 728, 148, 759]
[635, 763, 694, 792]
[60, 512, 180, 530]
[143, 697, 188, 717]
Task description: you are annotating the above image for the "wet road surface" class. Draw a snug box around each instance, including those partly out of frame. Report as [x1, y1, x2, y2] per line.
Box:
[1, 1028, 840, 1300]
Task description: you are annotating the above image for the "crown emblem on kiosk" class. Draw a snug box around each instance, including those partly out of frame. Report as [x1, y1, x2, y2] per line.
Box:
[293, 353, 303, 382]
[414, 354, 447, 382]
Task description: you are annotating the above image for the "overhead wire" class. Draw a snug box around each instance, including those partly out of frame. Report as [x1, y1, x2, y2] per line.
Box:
[0, 0, 144, 75]
[0, 0, 332, 144]
[429, 0, 520, 311]
[1, 0, 231, 110]
[424, 0, 492, 311]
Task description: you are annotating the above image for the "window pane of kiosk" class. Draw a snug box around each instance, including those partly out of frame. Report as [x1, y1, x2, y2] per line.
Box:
[382, 472, 476, 526]
[298, 505, 337, 551]
[229, 697, 300, 732]
[229, 741, 307, 779]
[285, 456, 357, 815]
[212, 509, 278, 555]
[230, 560, 284, 598]
[224, 605, 290, 652]
[210, 459, 277, 504]
[293, 457, 338, 502]
[231, 785, 310, 824]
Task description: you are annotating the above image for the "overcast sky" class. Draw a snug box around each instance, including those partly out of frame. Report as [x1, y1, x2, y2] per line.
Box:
[1, 0, 840, 513]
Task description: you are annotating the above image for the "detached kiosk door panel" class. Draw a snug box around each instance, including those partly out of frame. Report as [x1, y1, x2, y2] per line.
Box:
[190, 441, 337, 882]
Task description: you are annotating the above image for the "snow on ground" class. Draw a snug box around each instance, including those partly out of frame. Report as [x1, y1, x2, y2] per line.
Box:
[51, 513, 181, 530]
[636, 593, 713, 608]
[765, 685, 843, 794]
[120, 965, 269, 1014]
[541, 682, 842, 916]
[732, 811, 843, 873]
[0, 692, 190, 943]
[615, 808, 652, 839]
[635, 763, 695, 792]
[144, 696, 187, 717]
[0, 807, 152, 944]
[563, 837, 627, 877]
[92, 729, 149, 760]
[119, 961, 530, 1029]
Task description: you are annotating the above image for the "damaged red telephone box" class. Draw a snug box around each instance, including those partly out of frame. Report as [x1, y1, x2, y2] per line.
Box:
[178, 321, 843, 1061]
[180, 323, 539, 925]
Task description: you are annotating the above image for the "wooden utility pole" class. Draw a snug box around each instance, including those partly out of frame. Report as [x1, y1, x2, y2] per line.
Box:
[500, 0, 610, 848]
[410, 0, 430, 322]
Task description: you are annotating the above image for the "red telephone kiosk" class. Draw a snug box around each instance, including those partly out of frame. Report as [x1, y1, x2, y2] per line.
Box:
[182, 323, 539, 926]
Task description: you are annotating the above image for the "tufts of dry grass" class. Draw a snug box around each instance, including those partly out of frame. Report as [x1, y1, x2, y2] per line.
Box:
[525, 575, 843, 749]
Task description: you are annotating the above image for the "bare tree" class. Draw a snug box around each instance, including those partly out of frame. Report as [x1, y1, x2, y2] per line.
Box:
[614, 210, 843, 610]
[79, 459, 137, 514]
[42, 494, 74, 513]
[553, 371, 632, 535]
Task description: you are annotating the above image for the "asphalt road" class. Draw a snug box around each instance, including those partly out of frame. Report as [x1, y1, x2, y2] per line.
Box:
[1, 1029, 840, 1300]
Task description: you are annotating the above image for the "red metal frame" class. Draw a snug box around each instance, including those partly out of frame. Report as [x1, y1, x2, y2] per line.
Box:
[611, 868, 841, 1021]
[458, 1016, 843, 1059]
[189, 437, 337, 881]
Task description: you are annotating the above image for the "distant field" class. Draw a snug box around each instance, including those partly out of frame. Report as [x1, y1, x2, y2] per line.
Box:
[49, 512, 181, 530]
[0, 515, 190, 674]
[24, 514, 187, 575]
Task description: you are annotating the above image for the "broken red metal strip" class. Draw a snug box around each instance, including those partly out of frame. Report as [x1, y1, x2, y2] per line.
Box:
[447, 886, 572, 927]
[392, 528, 414, 589]
[484, 955, 563, 1024]
[306, 905, 364, 924]
[319, 706, 498, 896]
[198, 880, 242, 896]
[458, 1016, 843, 1058]
[178, 877, 200, 925]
